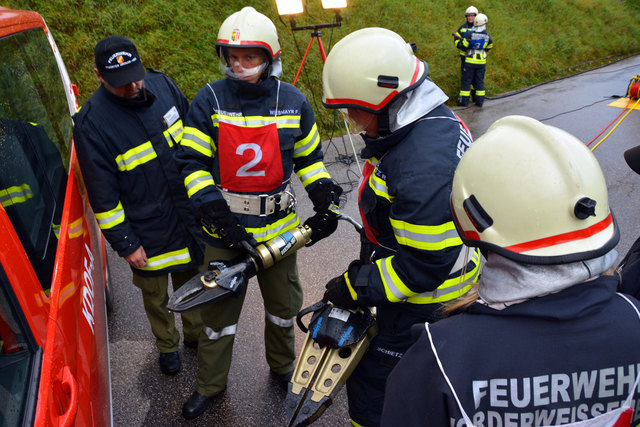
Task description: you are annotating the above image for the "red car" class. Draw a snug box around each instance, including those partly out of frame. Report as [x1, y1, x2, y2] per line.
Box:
[0, 7, 112, 426]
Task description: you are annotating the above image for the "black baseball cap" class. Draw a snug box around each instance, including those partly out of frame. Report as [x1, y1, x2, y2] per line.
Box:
[624, 145, 640, 175]
[94, 35, 145, 87]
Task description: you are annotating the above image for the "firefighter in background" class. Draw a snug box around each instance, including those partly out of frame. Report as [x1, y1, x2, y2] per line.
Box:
[453, 6, 478, 75]
[74, 36, 204, 377]
[381, 116, 640, 427]
[321, 28, 481, 426]
[175, 7, 342, 420]
[458, 13, 493, 107]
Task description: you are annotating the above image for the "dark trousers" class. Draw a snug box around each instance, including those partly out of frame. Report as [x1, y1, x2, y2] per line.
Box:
[459, 64, 486, 106]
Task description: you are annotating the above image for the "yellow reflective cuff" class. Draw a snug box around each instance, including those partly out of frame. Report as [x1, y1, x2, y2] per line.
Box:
[67, 217, 84, 239]
[344, 271, 358, 300]
[376, 256, 416, 303]
[296, 162, 331, 187]
[184, 170, 215, 198]
[406, 263, 480, 304]
[391, 218, 463, 251]
[293, 123, 320, 158]
[182, 126, 214, 157]
[52, 223, 60, 239]
[137, 247, 192, 271]
[115, 141, 157, 172]
[247, 212, 300, 242]
[95, 201, 125, 230]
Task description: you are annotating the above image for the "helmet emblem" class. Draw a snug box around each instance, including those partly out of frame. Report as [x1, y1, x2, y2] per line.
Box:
[231, 29, 240, 42]
[116, 55, 124, 64]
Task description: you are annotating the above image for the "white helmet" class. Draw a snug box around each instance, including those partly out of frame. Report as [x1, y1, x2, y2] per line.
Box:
[451, 115, 618, 265]
[465, 6, 478, 16]
[474, 13, 488, 26]
[216, 7, 281, 61]
[322, 27, 427, 113]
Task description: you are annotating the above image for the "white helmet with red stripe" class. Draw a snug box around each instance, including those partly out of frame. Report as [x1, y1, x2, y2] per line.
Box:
[216, 7, 281, 64]
[322, 27, 427, 114]
[451, 115, 619, 265]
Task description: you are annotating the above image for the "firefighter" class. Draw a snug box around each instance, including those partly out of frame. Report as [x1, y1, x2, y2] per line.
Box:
[175, 7, 342, 419]
[73, 36, 204, 376]
[458, 13, 493, 107]
[381, 115, 640, 427]
[321, 27, 481, 426]
[453, 6, 478, 74]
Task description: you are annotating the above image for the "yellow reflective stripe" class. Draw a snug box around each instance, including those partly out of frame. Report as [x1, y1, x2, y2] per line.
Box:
[296, 162, 330, 187]
[391, 218, 462, 251]
[0, 184, 33, 207]
[376, 256, 416, 303]
[115, 141, 157, 172]
[459, 90, 471, 96]
[369, 173, 392, 202]
[52, 223, 61, 239]
[164, 119, 184, 147]
[475, 90, 486, 96]
[344, 271, 358, 300]
[95, 201, 125, 230]
[247, 212, 300, 242]
[67, 217, 84, 239]
[213, 113, 301, 128]
[294, 123, 320, 158]
[182, 126, 214, 157]
[184, 170, 215, 198]
[407, 253, 481, 304]
[137, 247, 192, 271]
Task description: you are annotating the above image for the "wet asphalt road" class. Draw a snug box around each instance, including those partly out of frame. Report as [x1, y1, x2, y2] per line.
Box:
[107, 54, 640, 426]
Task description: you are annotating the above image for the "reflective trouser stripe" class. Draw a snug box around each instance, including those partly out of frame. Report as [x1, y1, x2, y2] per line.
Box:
[265, 311, 295, 328]
[95, 202, 125, 230]
[203, 324, 237, 341]
[136, 247, 192, 271]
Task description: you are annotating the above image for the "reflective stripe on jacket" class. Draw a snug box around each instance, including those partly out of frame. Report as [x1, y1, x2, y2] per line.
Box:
[462, 29, 493, 65]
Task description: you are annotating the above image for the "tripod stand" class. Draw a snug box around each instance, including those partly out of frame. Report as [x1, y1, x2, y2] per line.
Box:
[289, 17, 362, 173]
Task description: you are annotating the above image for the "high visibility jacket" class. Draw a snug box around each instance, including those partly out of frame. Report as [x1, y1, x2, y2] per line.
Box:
[73, 69, 203, 276]
[382, 276, 640, 427]
[354, 103, 481, 314]
[175, 76, 332, 247]
[454, 21, 474, 57]
[462, 28, 493, 66]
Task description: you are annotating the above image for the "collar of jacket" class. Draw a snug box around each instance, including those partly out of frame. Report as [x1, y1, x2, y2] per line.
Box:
[226, 75, 277, 99]
[99, 83, 157, 109]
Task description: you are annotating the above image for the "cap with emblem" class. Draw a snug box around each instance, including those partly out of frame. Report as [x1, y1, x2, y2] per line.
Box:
[94, 35, 145, 87]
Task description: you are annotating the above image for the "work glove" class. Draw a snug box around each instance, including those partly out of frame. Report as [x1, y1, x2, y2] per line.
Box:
[323, 261, 362, 311]
[304, 181, 343, 246]
[200, 199, 259, 256]
[304, 209, 339, 247]
[308, 181, 343, 212]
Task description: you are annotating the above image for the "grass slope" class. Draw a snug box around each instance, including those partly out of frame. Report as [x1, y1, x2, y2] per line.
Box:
[10, 0, 640, 138]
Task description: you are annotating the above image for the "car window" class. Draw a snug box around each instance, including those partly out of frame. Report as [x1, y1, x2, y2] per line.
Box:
[0, 28, 71, 289]
[0, 265, 39, 427]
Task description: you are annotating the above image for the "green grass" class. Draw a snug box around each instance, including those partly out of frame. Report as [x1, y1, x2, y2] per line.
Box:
[9, 0, 640, 138]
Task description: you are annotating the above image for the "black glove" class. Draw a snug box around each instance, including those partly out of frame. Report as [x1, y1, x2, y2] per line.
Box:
[323, 261, 362, 310]
[200, 199, 258, 254]
[304, 209, 339, 247]
[308, 181, 343, 212]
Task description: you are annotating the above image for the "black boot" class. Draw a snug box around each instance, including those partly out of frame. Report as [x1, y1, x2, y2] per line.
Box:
[158, 351, 180, 376]
[182, 388, 226, 419]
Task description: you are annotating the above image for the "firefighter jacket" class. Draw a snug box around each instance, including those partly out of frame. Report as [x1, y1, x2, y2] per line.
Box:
[454, 21, 474, 57]
[382, 275, 640, 427]
[73, 69, 203, 277]
[462, 28, 493, 66]
[352, 81, 481, 317]
[175, 76, 332, 247]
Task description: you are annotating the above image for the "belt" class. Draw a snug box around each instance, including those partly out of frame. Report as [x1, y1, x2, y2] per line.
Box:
[218, 187, 295, 217]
